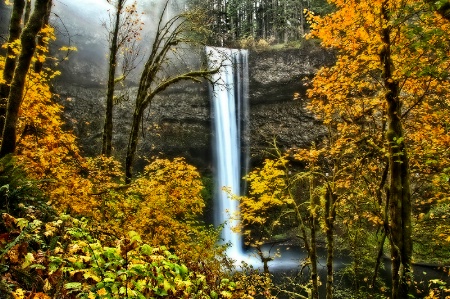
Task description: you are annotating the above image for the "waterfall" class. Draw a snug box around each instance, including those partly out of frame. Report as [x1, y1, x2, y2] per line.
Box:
[206, 46, 249, 260]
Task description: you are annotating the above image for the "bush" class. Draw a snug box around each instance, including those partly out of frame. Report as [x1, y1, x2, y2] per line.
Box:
[0, 213, 258, 298]
[0, 155, 49, 218]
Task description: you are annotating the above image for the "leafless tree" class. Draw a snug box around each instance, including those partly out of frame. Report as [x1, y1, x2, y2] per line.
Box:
[124, 1, 218, 182]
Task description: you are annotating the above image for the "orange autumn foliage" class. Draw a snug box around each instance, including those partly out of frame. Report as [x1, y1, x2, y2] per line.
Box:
[305, 0, 450, 267]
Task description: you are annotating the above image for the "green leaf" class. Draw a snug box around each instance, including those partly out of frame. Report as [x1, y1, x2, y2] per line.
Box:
[0, 184, 9, 193]
[30, 264, 46, 270]
[180, 264, 188, 276]
[103, 277, 115, 283]
[30, 219, 43, 229]
[131, 263, 147, 272]
[64, 282, 82, 290]
[48, 256, 63, 273]
[163, 279, 172, 291]
[104, 272, 117, 280]
[16, 218, 29, 230]
[128, 231, 141, 244]
[436, 0, 449, 9]
[140, 244, 153, 256]
[134, 279, 147, 292]
[84, 270, 102, 282]
[96, 282, 105, 289]
[154, 287, 168, 296]
[21, 252, 35, 269]
[210, 290, 218, 299]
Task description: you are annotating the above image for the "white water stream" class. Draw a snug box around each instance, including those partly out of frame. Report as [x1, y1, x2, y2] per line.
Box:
[207, 46, 249, 260]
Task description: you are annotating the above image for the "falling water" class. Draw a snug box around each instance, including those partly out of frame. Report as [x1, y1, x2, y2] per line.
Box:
[206, 46, 249, 260]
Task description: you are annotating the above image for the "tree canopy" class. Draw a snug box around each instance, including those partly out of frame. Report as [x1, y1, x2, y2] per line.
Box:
[187, 0, 334, 46]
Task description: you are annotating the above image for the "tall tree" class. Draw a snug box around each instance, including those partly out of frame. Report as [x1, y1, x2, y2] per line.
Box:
[102, 0, 142, 157]
[306, 0, 450, 297]
[238, 147, 324, 298]
[0, 0, 52, 157]
[293, 143, 354, 299]
[33, 0, 52, 73]
[187, 0, 333, 46]
[379, 2, 412, 296]
[124, 2, 218, 183]
[0, 0, 26, 136]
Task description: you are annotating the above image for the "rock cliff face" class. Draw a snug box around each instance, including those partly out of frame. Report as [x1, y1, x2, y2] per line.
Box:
[248, 45, 334, 160]
[55, 43, 334, 173]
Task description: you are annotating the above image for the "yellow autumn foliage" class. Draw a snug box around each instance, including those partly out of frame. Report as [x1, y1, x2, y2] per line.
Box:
[0, 26, 221, 269]
[101, 157, 206, 248]
[13, 67, 217, 261]
[237, 153, 295, 247]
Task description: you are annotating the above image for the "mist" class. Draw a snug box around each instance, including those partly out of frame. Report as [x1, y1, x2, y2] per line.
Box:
[49, 0, 188, 86]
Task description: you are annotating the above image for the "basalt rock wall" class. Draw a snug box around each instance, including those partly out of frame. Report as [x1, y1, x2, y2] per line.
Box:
[56, 43, 334, 173]
[248, 44, 334, 160]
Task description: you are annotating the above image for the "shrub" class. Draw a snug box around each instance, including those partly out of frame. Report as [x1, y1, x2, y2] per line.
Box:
[0, 213, 256, 298]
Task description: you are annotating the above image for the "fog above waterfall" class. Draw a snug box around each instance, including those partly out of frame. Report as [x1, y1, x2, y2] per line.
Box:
[47, 0, 189, 86]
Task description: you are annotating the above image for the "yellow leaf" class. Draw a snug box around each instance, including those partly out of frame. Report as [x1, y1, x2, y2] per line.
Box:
[97, 288, 108, 296]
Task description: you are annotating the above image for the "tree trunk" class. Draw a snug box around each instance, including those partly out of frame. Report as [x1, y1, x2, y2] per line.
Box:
[297, 206, 319, 299]
[262, 0, 267, 39]
[256, 246, 273, 274]
[298, 0, 305, 37]
[0, 0, 51, 158]
[309, 174, 319, 299]
[283, 0, 288, 43]
[24, 0, 31, 24]
[125, 104, 144, 183]
[102, 0, 124, 157]
[325, 188, 336, 299]
[372, 161, 389, 288]
[34, 0, 52, 73]
[371, 231, 387, 287]
[0, 0, 26, 137]
[310, 213, 319, 299]
[380, 2, 412, 298]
